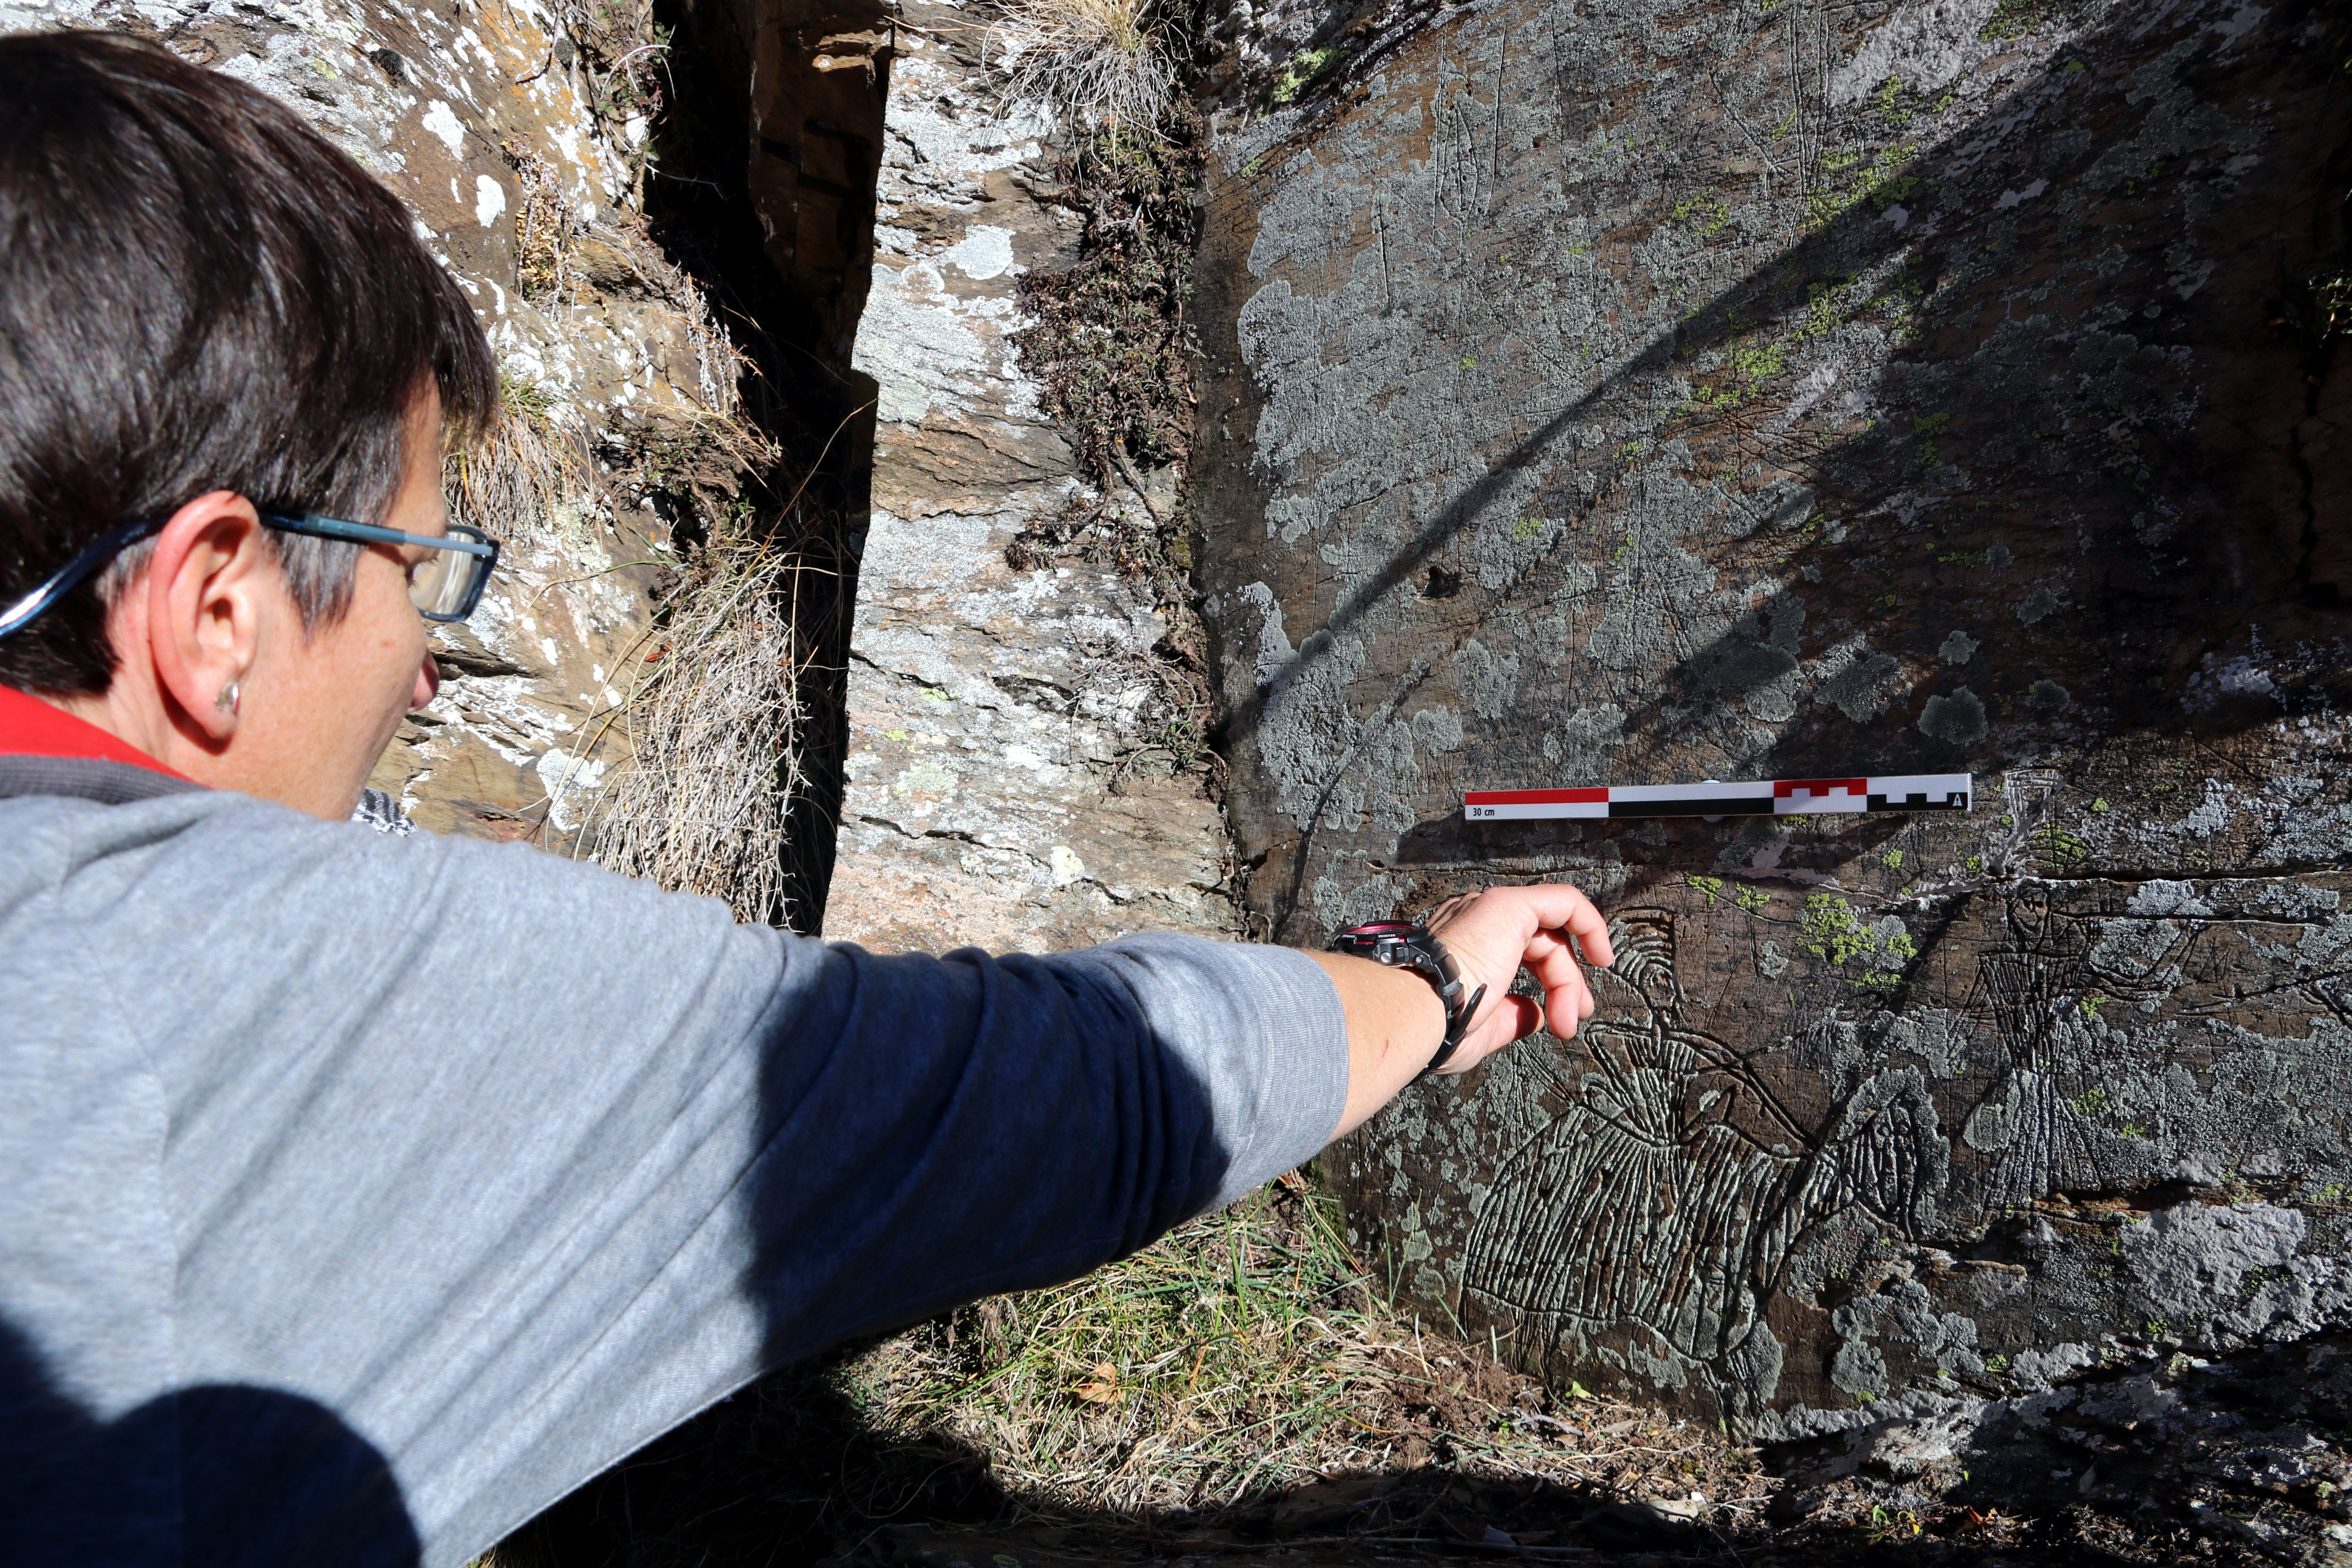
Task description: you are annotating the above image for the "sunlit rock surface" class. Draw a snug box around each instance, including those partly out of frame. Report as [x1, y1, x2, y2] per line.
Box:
[1191, 0, 2352, 1431]
[826, 2, 1235, 952]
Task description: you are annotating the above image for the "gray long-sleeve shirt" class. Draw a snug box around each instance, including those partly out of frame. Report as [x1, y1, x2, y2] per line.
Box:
[0, 775, 1348, 1566]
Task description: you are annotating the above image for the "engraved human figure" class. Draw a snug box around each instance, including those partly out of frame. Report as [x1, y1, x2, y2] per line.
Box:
[1463, 911, 1943, 1403]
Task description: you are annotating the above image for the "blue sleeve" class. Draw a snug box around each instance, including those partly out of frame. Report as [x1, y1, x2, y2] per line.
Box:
[742, 934, 1348, 1351]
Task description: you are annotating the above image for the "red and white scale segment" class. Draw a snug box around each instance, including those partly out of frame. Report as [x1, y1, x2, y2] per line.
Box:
[1464, 773, 1974, 821]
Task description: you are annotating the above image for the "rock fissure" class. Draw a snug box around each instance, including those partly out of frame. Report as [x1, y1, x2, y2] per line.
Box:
[814, 0, 1240, 954]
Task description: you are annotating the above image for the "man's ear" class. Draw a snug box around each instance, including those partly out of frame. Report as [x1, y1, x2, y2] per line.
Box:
[137, 492, 275, 748]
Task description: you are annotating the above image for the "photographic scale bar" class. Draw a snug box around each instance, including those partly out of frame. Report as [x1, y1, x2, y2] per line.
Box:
[1464, 774, 1974, 821]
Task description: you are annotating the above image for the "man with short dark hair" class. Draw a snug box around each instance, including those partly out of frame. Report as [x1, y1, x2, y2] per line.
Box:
[0, 31, 1613, 1567]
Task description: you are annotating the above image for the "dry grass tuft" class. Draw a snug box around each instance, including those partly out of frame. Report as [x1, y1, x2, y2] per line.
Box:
[828, 1174, 1771, 1527]
[988, 0, 1180, 133]
[579, 537, 805, 925]
[446, 380, 597, 555]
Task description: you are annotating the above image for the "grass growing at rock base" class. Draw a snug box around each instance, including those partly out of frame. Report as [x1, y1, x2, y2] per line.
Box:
[831, 1169, 1690, 1518]
[498, 1175, 2352, 1568]
[492, 1173, 1769, 1566]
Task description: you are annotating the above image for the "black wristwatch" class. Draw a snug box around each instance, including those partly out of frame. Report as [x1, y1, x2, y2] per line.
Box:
[1330, 920, 1487, 1077]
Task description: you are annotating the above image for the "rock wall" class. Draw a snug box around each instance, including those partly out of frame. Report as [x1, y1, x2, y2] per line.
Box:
[820, 1, 1237, 952]
[0, 0, 744, 848]
[1190, 0, 2352, 1435]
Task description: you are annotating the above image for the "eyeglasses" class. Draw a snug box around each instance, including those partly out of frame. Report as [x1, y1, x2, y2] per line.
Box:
[0, 510, 502, 641]
[262, 513, 500, 623]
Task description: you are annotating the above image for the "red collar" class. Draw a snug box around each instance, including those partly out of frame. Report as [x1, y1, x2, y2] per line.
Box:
[0, 685, 194, 782]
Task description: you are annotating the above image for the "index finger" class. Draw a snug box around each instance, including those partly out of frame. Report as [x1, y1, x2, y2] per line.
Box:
[1512, 882, 1614, 968]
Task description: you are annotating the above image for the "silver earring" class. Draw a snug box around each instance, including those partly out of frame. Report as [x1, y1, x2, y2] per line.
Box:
[216, 680, 240, 716]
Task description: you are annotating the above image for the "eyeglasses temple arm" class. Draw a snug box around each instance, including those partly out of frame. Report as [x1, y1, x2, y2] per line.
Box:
[260, 512, 497, 558]
[0, 517, 165, 641]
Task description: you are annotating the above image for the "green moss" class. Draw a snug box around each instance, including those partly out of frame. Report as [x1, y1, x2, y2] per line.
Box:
[1795, 284, 1843, 340]
[1271, 45, 1343, 105]
[1727, 338, 1788, 384]
[2032, 822, 2090, 869]
[1691, 330, 1792, 413]
[1671, 194, 1733, 238]
[1805, 144, 1921, 232]
[1877, 75, 1909, 129]
[1687, 874, 1725, 905]
[1799, 894, 1878, 965]
[1980, 0, 2054, 42]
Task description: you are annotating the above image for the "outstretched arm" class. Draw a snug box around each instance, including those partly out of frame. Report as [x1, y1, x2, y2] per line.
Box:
[1311, 883, 1616, 1139]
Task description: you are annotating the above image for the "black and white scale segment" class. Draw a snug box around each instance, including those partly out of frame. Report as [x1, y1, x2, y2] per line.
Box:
[1463, 774, 1974, 821]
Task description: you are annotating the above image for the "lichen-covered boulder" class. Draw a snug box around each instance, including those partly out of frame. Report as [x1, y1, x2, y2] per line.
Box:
[1190, 0, 2352, 1434]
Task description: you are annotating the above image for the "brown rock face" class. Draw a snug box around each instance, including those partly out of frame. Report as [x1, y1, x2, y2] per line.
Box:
[1191, 0, 2352, 1433]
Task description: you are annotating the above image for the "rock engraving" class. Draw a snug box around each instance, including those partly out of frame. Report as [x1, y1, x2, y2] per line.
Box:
[1464, 912, 1946, 1416]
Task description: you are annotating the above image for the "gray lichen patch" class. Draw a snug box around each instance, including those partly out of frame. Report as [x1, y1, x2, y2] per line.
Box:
[1918, 687, 1988, 745]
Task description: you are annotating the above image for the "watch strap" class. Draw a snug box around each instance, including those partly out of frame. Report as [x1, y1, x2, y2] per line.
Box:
[1329, 920, 1488, 1076]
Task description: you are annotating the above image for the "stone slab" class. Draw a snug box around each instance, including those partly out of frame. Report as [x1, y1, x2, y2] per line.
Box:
[1189, 0, 2352, 1430]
